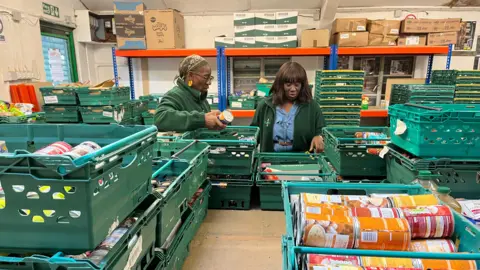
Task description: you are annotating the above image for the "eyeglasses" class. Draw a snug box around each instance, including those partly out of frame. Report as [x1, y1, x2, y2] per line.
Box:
[191, 72, 214, 82]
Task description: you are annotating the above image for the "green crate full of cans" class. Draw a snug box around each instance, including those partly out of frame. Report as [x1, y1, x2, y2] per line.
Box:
[76, 86, 130, 106]
[43, 105, 81, 123]
[229, 95, 257, 110]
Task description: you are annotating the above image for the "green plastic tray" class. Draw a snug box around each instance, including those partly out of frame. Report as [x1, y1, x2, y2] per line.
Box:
[455, 91, 480, 98]
[320, 155, 386, 184]
[40, 86, 83, 105]
[181, 126, 259, 176]
[228, 96, 257, 110]
[455, 84, 480, 91]
[79, 104, 129, 124]
[317, 78, 364, 86]
[320, 106, 361, 113]
[0, 191, 161, 269]
[0, 115, 27, 124]
[43, 105, 80, 123]
[316, 85, 363, 93]
[0, 124, 157, 253]
[389, 103, 480, 157]
[209, 180, 252, 210]
[454, 98, 480, 104]
[76, 87, 130, 106]
[324, 119, 361, 126]
[323, 126, 389, 176]
[317, 98, 362, 106]
[316, 70, 365, 78]
[319, 93, 363, 100]
[130, 100, 148, 117]
[282, 182, 480, 270]
[323, 114, 360, 120]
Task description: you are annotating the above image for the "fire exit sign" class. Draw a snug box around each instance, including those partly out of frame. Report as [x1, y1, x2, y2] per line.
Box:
[42, 2, 60, 18]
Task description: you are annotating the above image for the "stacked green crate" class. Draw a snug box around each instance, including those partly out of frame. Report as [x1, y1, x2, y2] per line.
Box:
[140, 94, 162, 125]
[315, 70, 364, 126]
[432, 70, 480, 104]
[40, 86, 83, 123]
[206, 95, 220, 110]
[77, 86, 131, 124]
[229, 95, 257, 110]
[390, 84, 455, 105]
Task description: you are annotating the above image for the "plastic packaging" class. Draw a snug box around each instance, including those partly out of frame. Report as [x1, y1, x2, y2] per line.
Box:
[436, 186, 462, 213]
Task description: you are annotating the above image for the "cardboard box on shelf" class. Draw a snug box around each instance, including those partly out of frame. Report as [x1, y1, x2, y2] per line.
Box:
[235, 37, 256, 48]
[276, 36, 297, 48]
[255, 12, 276, 24]
[397, 34, 427, 46]
[427, 32, 458, 46]
[114, 1, 146, 49]
[234, 13, 255, 26]
[255, 24, 277, 36]
[401, 18, 461, 33]
[276, 24, 297, 36]
[276, 11, 298, 24]
[214, 37, 235, 48]
[368, 34, 398, 46]
[300, 29, 329, 47]
[333, 32, 369, 47]
[368, 20, 401, 35]
[234, 25, 256, 37]
[256, 36, 277, 47]
[332, 18, 367, 33]
[144, 9, 185, 49]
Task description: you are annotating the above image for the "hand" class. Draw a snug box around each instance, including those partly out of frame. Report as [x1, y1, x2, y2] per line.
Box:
[204, 110, 227, 130]
[309, 135, 324, 153]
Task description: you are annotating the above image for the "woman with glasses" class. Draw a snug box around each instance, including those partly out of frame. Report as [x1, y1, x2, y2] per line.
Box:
[155, 54, 226, 132]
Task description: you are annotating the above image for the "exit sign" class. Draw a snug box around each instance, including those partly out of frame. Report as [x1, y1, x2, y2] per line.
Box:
[42, 2, 60, 18]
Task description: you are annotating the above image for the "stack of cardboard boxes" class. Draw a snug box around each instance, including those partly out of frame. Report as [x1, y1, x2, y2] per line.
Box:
[331, 18, 369, 47]
[215, 12, 299, 48]
[400, 18, 461, 46]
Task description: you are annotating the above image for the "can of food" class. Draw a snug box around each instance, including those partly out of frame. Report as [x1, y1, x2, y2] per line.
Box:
[410, 239, 456, 253]
[64, 141, 102, 159]
[218, 110, 234, 124]
[302, 202, 350, 216]
[34, 141, 72, 155]
[350, 207, 402, 218]
[420, 259, 477, 270]
[301, 194, 390, 208]
[363, 267, 422, 270]
[399, 205, 454, 239]
[306, 265, 364, 270]
[301, 193, 346, 205]
[302, 215, 356, 249]
[389, 194, 440, 207]
[355, 217, 411, 251]
[344, 196, 391, 208]
[361, 256, 423, 269]
[305, 254, 361, 268]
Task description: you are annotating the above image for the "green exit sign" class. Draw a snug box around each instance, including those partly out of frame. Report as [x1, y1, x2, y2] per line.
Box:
[42, 2, 60, 18]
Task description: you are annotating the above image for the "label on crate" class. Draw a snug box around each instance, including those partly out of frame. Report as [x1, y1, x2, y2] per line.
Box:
[232, 101, 243, 108]
[44, 96, 59, 104]
[125, 235, 143, 270]
[214, 97, 219, 103]
[103, 111, 113, 117]
[207, 99, 213, 104]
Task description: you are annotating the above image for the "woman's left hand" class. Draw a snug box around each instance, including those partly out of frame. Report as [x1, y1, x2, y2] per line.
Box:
[309, 135, 324, 153]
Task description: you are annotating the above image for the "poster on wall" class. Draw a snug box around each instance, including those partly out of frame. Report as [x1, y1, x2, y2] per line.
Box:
[455, 21, 476, 51]
[0, 18, 6, 43]
[48, 48, 65, 82]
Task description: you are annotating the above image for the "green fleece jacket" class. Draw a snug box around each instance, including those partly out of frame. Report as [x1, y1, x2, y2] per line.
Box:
[154, 79, 211, 132]
[251, 97, 325, 152]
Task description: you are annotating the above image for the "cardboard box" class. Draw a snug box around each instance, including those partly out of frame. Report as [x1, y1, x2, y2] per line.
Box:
[368, 20, 401, 35]
[276, 11, 298, 24]
[368, 34, 398, 46]
[255, 24, 277, 36]
[235, 37, 256, 48]
[256, 36, 277, 47]
[234, 25, 256, 37]
[255, 12, 276, 24]
[214, 37, 235, 48]
[401, 18, 461, 33]
[276, 36, 297, 48]
[427, 32, 458, 46]
[333, 32, 369, 47]
[276, 24, 297, 36]
[300, 29, 330, 47]
[332, 18, 367, 33]
[144, 9, 185, 49]
[114, 2, 146, 49]
[234, 13, 255, 26]
[397, 34, 427, 46]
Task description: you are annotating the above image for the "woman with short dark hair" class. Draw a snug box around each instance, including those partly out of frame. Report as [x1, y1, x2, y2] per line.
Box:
[251, 62, 325, 152]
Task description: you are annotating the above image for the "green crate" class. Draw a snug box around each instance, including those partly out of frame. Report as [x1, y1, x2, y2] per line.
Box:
[140, 94, 163, 110]
[79, 104, 129, 124]
[142, 112, 155, 125]
[454, 98, 480, 104]
[317, 85, 363, 93]
[455, 91, 480, 98]
[30, 112, 46, 124]
[130, 100, 148, 117]
[409, 95, 454, 104]
[76, 87, 130, 106]
[206, 95, 220, 108]
[431, 70, 457, 85]
[320, 106, 362, 113]
[389, 104, 480, 157]
[282, 181, 480, 270]
[317, 78, 364, 86]
[43, 105, 80, 123]
[316, 70, 365, 78]
[319, 93, 363, 100]
[325, 119, 361, 126]
[40, 86, 83, 105]
[456, 77, 480, 84]
[157, 132, 183, 142]
[320, 155, 386, 183]
[256, 83, 272, 96]
[0, 124, 157, 253]
[228, 96, 257, 110]
[323, 114, 360, 120]
[323, 127, 389, 176]
[0, 195, 160, 269]
[455, 84, 480, 91]
[153, 140, 209, 199]
[0, 115, 27, 124]
[181, 126, 259, 175]
[385, 144, 480, 199]
[317, 99, 362, 106]
[208, 180, 253, 210]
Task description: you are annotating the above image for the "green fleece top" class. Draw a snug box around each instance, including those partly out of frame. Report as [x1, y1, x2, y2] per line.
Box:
[251, 97, 325, 152]
[154, 79, 211, 132]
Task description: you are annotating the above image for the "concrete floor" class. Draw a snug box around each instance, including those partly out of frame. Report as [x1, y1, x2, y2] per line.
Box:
[183, 209, 286, 270]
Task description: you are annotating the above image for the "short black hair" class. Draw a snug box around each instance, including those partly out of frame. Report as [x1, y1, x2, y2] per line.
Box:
[269, 62, 312, 105]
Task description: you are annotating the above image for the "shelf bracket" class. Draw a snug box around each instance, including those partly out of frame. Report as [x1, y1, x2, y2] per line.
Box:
[328, 44, 338, 70]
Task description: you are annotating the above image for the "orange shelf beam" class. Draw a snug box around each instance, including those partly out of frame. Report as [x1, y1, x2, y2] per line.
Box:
[225, 47, 330, 57]
[231, 109, 388, 118]
[338, 46, 449, 55]
[115, 49, 217, 58]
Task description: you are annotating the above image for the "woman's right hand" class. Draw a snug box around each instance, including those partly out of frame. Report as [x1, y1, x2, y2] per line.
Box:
[204, 110, 227, 130]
